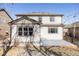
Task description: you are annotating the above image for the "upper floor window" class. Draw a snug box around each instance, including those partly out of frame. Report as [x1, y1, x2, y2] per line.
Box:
[48, 28, 58, 33]
[39, 17, 42, 22]
[50, 17, 55, 22]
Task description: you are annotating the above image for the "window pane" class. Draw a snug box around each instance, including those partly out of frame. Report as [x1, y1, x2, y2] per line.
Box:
[48, 28, 58, 33]
[29, 32, 33, 36]
[51, 28, 56, 33]
[29, 27, 33, 36]
[48, 28, 51, 33]
[55, 28, 58, 33]
[29, 27, 33, 31]
[18, 27, 22, 31]
[50, 17, 55, 22]
[24, 32, 28, 36]
[24, 27, 27, 31]
[18, 27, 22, 36]
[24, 27, 28, 36]
[18, 32, 22, 36]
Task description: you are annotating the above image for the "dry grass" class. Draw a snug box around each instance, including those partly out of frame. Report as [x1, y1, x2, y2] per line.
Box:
[1, 42, 79, 56]
[64, 36, 79, 46]
[5, 45, 79, 56]
[0, 47, 3, 56]
[0, 34, 8, 56]
[49, 46, 79, 56]
[6, 47, 25, 56]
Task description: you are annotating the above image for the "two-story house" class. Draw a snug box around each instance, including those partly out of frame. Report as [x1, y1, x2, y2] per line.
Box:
[9, 12, 64, 46]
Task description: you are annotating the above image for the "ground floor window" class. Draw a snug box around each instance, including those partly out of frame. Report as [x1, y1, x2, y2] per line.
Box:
[18, 27, 22, 36]
[18, 26, 33, 36]
[48, 27, 58, 33]
[24, 27, 28, 36]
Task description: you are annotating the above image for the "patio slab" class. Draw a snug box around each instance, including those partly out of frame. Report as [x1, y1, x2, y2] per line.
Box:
[40, 40, 77, 48]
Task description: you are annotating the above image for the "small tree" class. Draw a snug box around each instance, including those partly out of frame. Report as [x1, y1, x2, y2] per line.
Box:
[0, 32, 10, 55]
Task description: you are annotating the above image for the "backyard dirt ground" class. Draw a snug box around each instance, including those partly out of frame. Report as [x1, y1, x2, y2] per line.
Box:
[6, 47, 25, 56]
[0, 39, 79, 56]
[0, 45, 79, 56]
[0, 47, 3, 56]
[49, 46, 79, 56]
[64, 36, 79, 47]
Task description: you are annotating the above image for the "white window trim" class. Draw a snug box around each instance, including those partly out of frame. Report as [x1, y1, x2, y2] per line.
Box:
[17, 26, 33, 37]
[48, 27, 58, 34]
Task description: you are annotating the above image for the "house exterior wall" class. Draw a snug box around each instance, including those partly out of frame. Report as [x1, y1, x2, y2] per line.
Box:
[40, 27, 63, 40]
[28, 16, 63, 40]
[28, 16, 62, 24]
[0, 10, 12, 36]
[11, 15, 63, 46]
[17, 19, 32, 24]
[18, 16, 62, 24]
[11, 19, 40, 45]
[28, 16, 39, 21]
[42, 16, 61, 24]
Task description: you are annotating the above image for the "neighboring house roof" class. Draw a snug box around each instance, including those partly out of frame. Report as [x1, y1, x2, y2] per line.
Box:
[0, 9, 13, 20]
[16, 12, 64, 16]
[64, 25, 72, 28]
[9, 16, 40, 25]
[64, 22, 79, 29]
[71, 22, 79, 27]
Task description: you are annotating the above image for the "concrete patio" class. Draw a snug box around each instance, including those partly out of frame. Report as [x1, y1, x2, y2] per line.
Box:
[33, 40, 77, 48]
[43, 40, 77, 48]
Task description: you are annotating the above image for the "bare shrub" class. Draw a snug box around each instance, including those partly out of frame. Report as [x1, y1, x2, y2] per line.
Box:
[13, 40, 20, 47]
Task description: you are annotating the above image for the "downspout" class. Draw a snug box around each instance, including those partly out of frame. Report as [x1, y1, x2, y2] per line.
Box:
[8, 23, 12, 46]
[39, 24, 41, 50]
[72, 15, 76, 43]
[73, 24, 76, 38]
[9, 23, 12, 46]
[72, 24, 76, 43]
[39, 16, 42, 50]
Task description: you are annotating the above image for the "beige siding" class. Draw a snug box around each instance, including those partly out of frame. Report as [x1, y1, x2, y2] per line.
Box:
[17, 19, 32, 24]
[0, 11, 12, 36]
[42, 16, 61, 25]
[12, 15, 63, 45]
[41, 27, 63, 40]
[25, 16, 62, 25]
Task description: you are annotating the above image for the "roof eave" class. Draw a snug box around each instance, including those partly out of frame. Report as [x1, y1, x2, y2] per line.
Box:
[8, 16, 41, 25]
[0, 9, 13, 20]
[16, 14, 64, 17]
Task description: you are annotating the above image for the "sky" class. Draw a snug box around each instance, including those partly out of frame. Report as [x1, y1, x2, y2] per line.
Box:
[0, 3, 79, 24]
